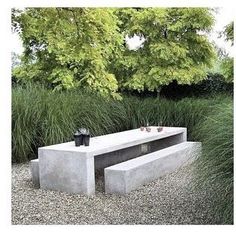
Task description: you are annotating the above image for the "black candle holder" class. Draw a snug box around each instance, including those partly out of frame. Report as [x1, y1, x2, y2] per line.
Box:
[74, 132, 83, 146]
[83, 133, 90, 146]
[74, 128, 90, 147]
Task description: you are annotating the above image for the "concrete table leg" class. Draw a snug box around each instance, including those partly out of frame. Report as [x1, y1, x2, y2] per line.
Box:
[38, 149, 95, 195]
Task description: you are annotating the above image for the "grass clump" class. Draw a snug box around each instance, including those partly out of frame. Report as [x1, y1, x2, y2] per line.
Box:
[12, 86, 128, 162]
[193, 100, 233, 224]
[12, 85, 232, 164]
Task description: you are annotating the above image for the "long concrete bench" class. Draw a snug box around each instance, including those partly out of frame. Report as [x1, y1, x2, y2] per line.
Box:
[105, 141, 201, 194]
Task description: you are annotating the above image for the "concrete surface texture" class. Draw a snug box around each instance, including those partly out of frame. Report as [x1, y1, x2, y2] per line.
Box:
[39, 150, 95, 195]
[37, 127, 188, 195]
[39, 127, 187, 156]
[29, 159, 40, 188]
[105, 141, 201, 194]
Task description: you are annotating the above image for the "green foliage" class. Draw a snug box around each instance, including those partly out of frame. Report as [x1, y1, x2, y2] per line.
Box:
[223, 21, 234, 45]
[12, 86, 127, 162]
[193, 101, 233, 224]
[113, 8, 216, 92]
[218, 22, 234, 83]
[12, 85, 228, 163]
[160, 73, 233, 99]
[12, 8, 123, 98]
[13, 8, 216, 96]
[220, 57, 234, 83]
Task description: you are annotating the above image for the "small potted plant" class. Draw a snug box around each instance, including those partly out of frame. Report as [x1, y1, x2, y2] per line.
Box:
[83, 129, 90, 146]
[74, 131, 83, 146]
[74, 128, 91, 147]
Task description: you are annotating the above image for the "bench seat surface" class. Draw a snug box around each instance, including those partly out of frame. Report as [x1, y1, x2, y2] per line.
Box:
[105, 141, 201, 194]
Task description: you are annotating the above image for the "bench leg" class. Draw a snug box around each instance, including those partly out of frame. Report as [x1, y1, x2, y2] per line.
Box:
[29, 159, 40, 188]
[39, 149, 95, 195]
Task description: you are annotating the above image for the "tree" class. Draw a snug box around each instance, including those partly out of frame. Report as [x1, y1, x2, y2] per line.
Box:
[12, 8, 217, 96]
[220, 21, 234, 83]
[12, 8, 123, 98]
[221, 58, 233, 83]
[112, 8, 216, 93]
[223, 21, 234, 45]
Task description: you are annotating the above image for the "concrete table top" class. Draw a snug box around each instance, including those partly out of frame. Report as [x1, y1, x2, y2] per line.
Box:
[39, 126, 187, 157]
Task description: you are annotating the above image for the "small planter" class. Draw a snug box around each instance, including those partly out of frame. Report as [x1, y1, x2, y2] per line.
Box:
[74, 132, 83, 146]
[83, 134, 90, 146]
[157, 127, 163, 132]
[74, 128, 91, 147]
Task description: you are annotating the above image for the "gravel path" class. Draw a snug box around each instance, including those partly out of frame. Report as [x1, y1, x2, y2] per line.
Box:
[12, 163, 217, 225]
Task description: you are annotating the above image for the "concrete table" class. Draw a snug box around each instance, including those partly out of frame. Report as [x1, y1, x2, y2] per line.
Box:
[38, 126, 187, 195]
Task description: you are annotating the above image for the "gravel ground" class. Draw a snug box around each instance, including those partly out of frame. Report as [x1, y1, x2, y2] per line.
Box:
[12, 163, 218, 225]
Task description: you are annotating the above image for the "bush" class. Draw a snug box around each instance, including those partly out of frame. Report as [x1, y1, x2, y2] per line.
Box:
[160, 73, 233, 99]
[193, 100, 233, 224]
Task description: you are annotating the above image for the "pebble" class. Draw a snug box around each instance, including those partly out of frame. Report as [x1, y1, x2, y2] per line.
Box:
[12, 162, 217, 225]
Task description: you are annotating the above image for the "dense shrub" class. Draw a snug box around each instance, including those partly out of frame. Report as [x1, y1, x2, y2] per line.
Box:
[160, 73, 233, 99]
[193, 101, 233, 224]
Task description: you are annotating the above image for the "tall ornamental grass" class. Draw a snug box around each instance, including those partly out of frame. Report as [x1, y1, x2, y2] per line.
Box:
[12, 86, 231, 163]
[193, 101, 233, 224]
[12, 86, 128, 162]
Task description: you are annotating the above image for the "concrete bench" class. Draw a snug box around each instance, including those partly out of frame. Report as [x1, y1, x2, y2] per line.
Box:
[105, 141, 201, 194]
[29, 159, 40, 188]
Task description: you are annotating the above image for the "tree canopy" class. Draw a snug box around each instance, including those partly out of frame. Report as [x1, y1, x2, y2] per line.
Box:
[223, 21, 234, 45]
[113, 8, 216, 92]
[12, 7, 216, 97]
[12, 8, 123, 98]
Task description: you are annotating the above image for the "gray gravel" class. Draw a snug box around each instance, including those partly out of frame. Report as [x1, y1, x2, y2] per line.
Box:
[12, 163, 217, 225]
